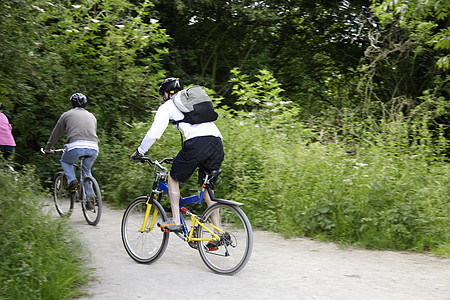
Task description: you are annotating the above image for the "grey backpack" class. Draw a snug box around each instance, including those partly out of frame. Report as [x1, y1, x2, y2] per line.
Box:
[172, 86, 218, 124]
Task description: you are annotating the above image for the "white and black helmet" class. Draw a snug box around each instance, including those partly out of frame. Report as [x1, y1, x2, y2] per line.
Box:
[70, 93, 87, 108]
[158, 78, 183, 96]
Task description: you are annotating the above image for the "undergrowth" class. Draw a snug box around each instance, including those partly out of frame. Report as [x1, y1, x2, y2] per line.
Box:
[94, 109, 450, 256]
[0, 164, 91, 299]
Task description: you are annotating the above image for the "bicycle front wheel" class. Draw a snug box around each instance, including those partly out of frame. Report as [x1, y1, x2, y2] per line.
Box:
[197, 203, 253, 275]
[81, 176, 102, 226]
[121, 196, 169, 264]
[52, 172, 74, 217]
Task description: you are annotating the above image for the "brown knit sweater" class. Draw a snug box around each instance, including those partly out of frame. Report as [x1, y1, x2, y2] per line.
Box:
[46, 108, 98, 150]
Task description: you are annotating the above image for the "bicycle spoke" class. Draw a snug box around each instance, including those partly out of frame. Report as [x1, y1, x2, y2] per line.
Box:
[197, 204, 253, 275]
[121, 197, 169, 264]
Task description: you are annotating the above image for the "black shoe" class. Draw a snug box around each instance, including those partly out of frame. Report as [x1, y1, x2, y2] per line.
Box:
[157, 219, 182, 232]
[67, 179, 78, 192]
[85, 196, 94, 210]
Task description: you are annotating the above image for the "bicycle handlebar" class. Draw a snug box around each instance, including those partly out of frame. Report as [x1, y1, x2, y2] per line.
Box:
[140, 157, 173, 170]
[40, 147, 65, 155]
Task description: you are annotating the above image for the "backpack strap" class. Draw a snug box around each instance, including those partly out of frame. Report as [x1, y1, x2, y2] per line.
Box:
[175, 122, 184, 148]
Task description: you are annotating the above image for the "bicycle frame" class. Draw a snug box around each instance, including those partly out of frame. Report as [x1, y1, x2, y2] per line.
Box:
[74, 159, 88, 199]
[141, 160, 223, 244]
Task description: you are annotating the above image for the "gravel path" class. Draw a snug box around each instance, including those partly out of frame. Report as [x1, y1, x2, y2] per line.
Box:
[45, 201, 450, 300]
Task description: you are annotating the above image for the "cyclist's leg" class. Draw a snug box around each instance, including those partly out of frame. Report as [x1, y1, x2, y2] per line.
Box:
[198, 137, 224, 227]
[203, 191, 220, 228]
[169, 138, 200, 225]
[0, 145, 15, 161]
[79, 148, 98, 177]
[79, 148, 98, 196]
[60, 147, 79, 184]
[167, 175, 181, 225]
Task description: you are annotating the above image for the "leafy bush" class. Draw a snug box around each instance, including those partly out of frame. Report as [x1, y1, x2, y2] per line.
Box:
[92, 70, 450, 256]
[220, 114, 450, 254]
[0, 165, 91, 299]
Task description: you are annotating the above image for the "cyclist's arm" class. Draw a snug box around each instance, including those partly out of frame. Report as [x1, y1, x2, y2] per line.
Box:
[45, 115, 66, 151]
[137, 101, 181, 154]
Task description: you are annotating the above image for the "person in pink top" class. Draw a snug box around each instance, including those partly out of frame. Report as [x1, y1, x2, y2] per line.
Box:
[0, 102, 16, 161]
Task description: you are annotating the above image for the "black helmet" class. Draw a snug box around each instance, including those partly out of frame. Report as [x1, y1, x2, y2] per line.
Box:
[158, 78, 183, 96]
[70, 93, 87, 108]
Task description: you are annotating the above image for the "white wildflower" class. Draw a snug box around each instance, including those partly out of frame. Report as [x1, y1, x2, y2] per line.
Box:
[355, 162, 368, 167]
[32, 5, 45, 13]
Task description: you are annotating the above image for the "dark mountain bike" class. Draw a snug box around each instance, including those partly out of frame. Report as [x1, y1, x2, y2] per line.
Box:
[42, 148, 102, 226]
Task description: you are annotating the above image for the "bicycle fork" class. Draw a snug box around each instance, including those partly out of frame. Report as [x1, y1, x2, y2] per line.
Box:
[140, 194, 160, 233]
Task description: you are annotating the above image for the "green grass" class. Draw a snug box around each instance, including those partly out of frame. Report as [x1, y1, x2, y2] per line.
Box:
[0, 165, 91, 299]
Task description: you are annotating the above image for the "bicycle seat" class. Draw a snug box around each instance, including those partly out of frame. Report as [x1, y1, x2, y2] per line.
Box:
[79, 155, 92, 159]
[209, 169, 222, 177]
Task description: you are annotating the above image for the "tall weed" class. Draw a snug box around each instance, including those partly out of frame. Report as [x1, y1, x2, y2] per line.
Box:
[0, 165, 90, 299]
[219, 112, 449, 254]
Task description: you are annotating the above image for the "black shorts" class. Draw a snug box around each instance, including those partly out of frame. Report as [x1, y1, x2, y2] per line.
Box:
[170, 136, 224, 188]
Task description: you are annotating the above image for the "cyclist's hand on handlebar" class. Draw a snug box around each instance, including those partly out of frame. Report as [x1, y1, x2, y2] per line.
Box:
[44, 149, 54, 156]
[130, 149, 144, 163]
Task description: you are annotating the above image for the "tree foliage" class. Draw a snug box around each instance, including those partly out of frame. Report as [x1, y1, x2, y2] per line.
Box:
[373, 0, 450, 70]
[153, 0, 372, 113]
[0, 0, 169, 166]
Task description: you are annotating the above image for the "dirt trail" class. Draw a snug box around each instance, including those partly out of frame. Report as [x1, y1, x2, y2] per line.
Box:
[43, 201, 450, 300]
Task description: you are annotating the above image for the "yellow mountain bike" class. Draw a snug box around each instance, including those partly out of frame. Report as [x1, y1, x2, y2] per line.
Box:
[121, 156, 253, 275]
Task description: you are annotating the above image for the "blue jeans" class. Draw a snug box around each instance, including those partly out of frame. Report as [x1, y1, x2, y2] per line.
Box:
[61, 147, 98, 196]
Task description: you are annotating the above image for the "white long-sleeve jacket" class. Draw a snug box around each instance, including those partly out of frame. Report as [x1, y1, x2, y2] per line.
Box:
[137, 99, 222, 154]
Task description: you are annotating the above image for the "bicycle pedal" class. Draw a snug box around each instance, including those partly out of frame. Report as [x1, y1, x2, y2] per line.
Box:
[163, 228, 170, 233]
[208, 246, 219, 251]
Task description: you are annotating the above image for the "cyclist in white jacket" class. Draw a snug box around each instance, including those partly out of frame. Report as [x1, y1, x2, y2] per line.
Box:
[131, 78, 224, 232]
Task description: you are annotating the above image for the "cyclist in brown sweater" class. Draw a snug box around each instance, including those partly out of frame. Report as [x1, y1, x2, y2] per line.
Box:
[44, 93, 99, 195]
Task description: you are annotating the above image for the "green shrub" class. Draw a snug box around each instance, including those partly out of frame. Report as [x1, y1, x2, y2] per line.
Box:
[0, 165, 91, 299]
[216, 111, 450, 255]
[91, 107, 449, 256]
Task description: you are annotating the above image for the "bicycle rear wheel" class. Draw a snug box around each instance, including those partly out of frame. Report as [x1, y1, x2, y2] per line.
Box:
[121, 196, 169, 264]
[197, 203, 253, 275]
[52, 172, 74, 217]
[81, 176, 102, 226]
